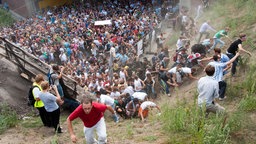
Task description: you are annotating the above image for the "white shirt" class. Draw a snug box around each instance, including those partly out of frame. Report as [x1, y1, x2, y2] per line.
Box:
[59, 52, 67, 62]
[122, 86, 134, 96]
[32, 87, 40, 98]
[99, 94, 115, 106]
[181, 67, 192, 74]
[199, 22, 216, 33]
[168, 67, 177, 74]
[119, 71, 126, 81]
[140, 101, 157, 110]
[110, 47, 116, 57]
[132, 92, 147, 101]
[134, 78, 143, 91]
[176, 39, 184, 49]
[110, 91, 120, 99]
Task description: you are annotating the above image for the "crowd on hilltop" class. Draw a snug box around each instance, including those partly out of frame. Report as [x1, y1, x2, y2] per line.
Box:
[1, 0, 253, 143]
[1, 0, 163, 87]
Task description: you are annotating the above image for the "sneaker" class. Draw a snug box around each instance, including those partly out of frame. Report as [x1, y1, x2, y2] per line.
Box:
[57, 127, 63, 133]
[219, 96, 227, 101]
[167, 94, 171, 97]
[115, 116, 120, 123]
[113, 114, 119, 123]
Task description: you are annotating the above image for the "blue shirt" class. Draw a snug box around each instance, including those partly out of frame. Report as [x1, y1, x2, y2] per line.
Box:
[38, 92, 59, 112]
[220, 53, 230, 63]
[208, 61, 227, 81]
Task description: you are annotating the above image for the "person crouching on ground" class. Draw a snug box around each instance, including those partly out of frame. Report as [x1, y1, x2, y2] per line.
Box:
[138, 101, 161, 122]
[39, 81, 64, 133]
[197, 65, 225, 116]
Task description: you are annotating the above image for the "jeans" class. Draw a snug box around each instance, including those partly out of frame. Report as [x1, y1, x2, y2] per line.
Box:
[146, 84, 157, 99]
[209, 38, 225, 52]
[57, 84, 64, 97]
[161, 80, 170, 94]
[219, 81, 227, 99]
[84, 117, 107, 144]
[226, 53, 238, 75]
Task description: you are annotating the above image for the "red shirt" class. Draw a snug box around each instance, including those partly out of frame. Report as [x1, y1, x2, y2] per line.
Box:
[68, 102, 107, 128]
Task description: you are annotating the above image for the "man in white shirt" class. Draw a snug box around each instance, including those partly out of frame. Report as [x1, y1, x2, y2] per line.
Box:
[198, 65, 225, 115]
[95, 91, 115, 107]
[138, 101, 161, 122]
[198, 21, 216, 43]
[95, 91, 119, 123]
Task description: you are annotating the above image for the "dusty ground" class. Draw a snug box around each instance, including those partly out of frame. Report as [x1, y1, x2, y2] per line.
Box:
[0, 54, 32, 115]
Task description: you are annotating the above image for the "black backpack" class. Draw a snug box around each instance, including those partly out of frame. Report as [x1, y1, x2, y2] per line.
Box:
[27, 85, 39, 106]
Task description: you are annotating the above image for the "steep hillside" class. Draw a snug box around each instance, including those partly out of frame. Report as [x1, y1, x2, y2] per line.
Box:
[0, 53, 31, 114]
[1, 0, 256, 143]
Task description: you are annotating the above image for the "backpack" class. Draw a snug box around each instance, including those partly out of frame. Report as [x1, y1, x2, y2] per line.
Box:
[27, 85, 39, 106]
[47, 71, 54, 85]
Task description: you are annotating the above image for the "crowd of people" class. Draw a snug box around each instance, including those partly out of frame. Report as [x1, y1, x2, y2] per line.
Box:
[1, 0, 253, 143]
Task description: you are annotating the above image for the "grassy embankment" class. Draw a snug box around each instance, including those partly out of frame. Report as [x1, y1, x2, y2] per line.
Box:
[1, 0, 256, 143]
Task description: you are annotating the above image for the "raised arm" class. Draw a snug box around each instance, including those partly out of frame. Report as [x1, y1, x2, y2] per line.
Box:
[227, 52, 240, 65]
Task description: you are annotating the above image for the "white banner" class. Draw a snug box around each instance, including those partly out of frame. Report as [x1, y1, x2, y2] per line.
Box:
[94, 20, 112, 26]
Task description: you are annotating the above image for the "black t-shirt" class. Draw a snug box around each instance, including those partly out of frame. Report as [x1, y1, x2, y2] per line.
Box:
[227, 39, 242, 55]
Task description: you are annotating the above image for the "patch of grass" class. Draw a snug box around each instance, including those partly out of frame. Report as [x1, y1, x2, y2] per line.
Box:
[166, 33, 179, 46]
[0, 103, 18, 134]
[142, 135, 157, 141]
[126, 123, 134, 139]
[20, 117, 42, 128]
[239, 95, 256, 112]
[160, 98, 237, 143]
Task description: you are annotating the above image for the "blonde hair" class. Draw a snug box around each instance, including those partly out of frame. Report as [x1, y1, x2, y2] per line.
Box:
[40, 81, 50, 90]
[35, 74, 44, 83]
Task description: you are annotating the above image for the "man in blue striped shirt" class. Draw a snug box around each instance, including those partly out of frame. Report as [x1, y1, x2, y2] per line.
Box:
[208, 52, 240, 100]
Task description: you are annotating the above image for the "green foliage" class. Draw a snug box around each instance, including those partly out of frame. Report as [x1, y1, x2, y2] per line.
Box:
[51, 134, 59, 144]
[227, 111, 243, 132]
[225, 84, 243, 99]
[142, 135, 157, 141]
[0, 8, 15, 27]
[126, 123, 134, 138]
[0, 103, 18, 134]
[240, 65, 256, 94]
[239, 94, 256, 111]
[244, 37, 256, 50]
[167, 33, 179, 46]
[160, 100, 233, 144]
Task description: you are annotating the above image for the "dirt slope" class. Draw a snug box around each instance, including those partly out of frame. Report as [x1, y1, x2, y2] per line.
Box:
[0, 54, 32, 115]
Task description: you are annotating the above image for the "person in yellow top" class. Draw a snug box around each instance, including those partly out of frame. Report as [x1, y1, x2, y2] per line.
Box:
[32, 74, 51, 127]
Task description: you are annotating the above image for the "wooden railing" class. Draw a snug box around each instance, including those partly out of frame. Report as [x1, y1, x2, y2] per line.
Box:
[0, 37, 79, 99]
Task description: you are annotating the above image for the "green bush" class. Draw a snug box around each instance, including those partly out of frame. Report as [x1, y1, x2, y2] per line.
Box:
[239, 94, 256, 111]
[160, 101, 231, 143]
[0, 8, 15, 27]
[0, 103, 18, 134]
